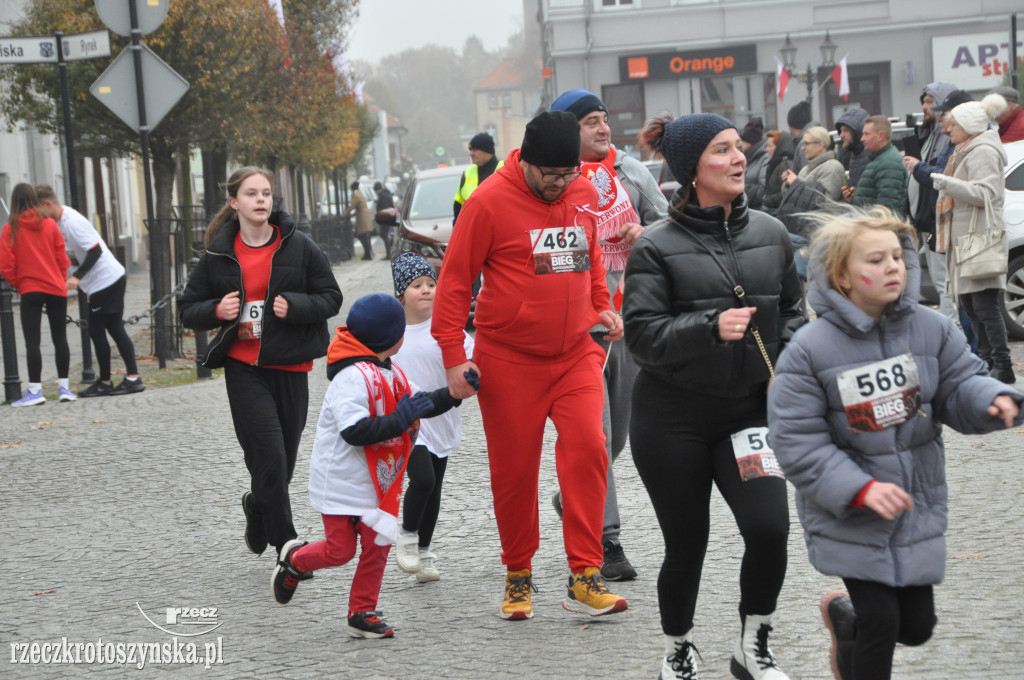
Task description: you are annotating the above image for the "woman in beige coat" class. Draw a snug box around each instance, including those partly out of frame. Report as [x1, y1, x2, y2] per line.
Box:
[346, 181, 375, 260]
[932, 101, 1013, 383]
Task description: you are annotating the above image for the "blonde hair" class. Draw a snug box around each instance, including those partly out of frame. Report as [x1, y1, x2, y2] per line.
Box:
[204, 167, 275, 246]
[803, 126, 831, 147]
[807, 207, 917, 296]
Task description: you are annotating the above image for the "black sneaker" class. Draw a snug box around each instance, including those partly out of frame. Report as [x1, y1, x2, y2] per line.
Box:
[78, 380, 113, 398]
[109, 377, 145, 395]
[347, 611, 394, 639]
[271, 539, 312, 605]
[821, 590, 855, 680]
[601, 540, 637, 581]
[551, 491, 563, 519]
[241, 492, 267, 555]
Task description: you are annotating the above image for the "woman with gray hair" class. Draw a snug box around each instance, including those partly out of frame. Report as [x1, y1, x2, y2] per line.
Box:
[932, 101, 1014, 383]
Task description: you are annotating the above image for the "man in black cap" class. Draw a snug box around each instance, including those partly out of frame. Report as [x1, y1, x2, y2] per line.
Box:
[453, 132, 502, 224]
[432, 110, 628, 622]
[548, 88, 667, 582]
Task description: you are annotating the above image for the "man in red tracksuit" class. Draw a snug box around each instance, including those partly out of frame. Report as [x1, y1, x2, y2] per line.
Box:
[432, 111, 628, 621]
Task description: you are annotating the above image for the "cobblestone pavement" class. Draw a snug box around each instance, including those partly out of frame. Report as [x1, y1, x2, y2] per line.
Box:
[2, 258, 1023, 678]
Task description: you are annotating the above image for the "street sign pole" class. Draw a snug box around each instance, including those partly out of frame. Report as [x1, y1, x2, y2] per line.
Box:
[55, 31, 95, 383]
[127, 1, 166, 369]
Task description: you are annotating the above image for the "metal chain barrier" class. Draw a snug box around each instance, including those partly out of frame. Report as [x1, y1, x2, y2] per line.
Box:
[64, 280, 187, 329]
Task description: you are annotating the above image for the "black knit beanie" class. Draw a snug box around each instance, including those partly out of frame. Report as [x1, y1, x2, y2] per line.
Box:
[787, 100, 812, 130]
[740, 116, 764, 145]
[661, 114, 737, 191]
[520, 111, 581, 168]
[469, 132, 495, 155]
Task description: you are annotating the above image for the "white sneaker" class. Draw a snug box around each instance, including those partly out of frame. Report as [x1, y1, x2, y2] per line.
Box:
[417, 551, 440, 582]
[394, 530, 421, 573]
[661, 629, 699, 679]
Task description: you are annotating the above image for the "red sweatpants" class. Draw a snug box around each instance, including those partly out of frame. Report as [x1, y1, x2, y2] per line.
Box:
[475, 339, 608, 573]
[290, 514, 391, 617]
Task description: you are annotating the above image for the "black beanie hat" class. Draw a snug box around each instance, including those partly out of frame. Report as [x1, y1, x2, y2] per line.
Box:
[346, 293, 406, 352]
[661, 114, 737, 191]
[740, 116, 764, 145]
[787, 101, 812, 130]
[469, 132, 495, 155]
[550, 88, 608, 120]
[520, 111, 581, 168]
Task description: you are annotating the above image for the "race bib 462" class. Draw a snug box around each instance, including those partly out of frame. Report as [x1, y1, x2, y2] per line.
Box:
[529, 226, 590, 275]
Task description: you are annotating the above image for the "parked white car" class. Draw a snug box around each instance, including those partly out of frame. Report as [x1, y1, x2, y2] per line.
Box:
[1001, 139, 1024, 339]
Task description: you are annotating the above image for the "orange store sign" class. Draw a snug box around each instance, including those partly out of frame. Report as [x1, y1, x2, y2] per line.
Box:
[620, 45, 757, 81]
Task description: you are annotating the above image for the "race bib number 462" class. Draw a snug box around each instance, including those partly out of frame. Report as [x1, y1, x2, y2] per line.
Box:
[529, 226, 590, 275]
[836, 353, 921, 432]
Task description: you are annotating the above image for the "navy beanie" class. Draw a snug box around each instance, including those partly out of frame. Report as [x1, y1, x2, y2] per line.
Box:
[551, 88, 608, 120]
[520, 111, 581, 168]
[391, 251, 436, 298]
[661, 114, 737, 191]
[346, 293, 406, 352]
[469, 132, 495, 155]
[787, 101, 812, 130]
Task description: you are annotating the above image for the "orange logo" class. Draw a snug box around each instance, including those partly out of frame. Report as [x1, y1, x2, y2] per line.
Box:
[628, 56, 649, 79]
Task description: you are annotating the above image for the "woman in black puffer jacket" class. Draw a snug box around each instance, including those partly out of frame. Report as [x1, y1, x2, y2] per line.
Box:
[623, 114, 805, 680]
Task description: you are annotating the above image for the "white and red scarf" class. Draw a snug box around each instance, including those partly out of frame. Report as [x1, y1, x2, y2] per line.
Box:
[354, 360, 417, 546]
[579, 147, 641, 275]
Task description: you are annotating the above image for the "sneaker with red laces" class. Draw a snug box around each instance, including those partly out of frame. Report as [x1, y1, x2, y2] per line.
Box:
[271, 539, 312, 604]
[347, 611, 394, 639]
[562, 566, 628, 616]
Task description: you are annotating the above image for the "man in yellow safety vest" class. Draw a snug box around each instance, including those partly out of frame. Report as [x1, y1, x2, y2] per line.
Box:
[452, 132, 503, 225]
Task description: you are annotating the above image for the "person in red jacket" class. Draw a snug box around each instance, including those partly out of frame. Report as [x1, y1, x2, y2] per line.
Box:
[982, 87, 1024, 143]
[0, 183, 74, 406]
[432, 110, 627, 621]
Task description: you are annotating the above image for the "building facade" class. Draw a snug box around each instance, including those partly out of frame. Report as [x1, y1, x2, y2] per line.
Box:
[538, 0, 1021, 154]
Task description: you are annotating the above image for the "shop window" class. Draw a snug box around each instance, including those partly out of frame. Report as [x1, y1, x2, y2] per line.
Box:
[489, 95, 497, 109]
[503, 94, 512, 108]
[700, 74, 777, 130]
[600, 0, 636, 8]
[601, 82, 645, 154]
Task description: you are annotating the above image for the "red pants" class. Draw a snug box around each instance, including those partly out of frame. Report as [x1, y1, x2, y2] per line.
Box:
[475, 340, 608, 573]
[290, 514, 390, 617]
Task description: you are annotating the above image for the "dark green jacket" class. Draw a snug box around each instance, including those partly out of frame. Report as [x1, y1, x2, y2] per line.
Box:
[852, 143, 909, 215]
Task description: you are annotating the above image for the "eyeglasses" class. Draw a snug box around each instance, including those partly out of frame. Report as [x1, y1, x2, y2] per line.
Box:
[537, 167, 582, 183]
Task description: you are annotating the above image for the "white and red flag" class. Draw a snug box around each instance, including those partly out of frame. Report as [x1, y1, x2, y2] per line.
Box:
[831, 55, 850, 102]
[775, 56, 790, 102]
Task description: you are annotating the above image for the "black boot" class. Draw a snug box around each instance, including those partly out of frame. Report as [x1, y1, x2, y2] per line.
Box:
[991, 361, 1017, 384]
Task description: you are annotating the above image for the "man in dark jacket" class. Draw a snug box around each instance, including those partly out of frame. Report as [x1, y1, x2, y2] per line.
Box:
[453, 132, 502, 224]
[835, 107, 870, 187]
[842, 116, 908, 215]
[903, 82, 958, 324]
[374, 181, 395, 255]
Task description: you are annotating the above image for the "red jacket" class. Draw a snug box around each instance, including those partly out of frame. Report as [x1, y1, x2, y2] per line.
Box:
[0, 209, 70, 296]
[432, 149, 611, 365]
[999, 105, 1024, 143]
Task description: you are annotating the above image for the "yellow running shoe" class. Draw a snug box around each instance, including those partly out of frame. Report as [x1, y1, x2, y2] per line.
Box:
[501, 569, 536, 620]
[562, 566, 628, 616]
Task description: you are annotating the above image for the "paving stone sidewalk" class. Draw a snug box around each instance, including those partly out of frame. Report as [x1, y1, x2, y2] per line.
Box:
[2, 259, 1023, 678]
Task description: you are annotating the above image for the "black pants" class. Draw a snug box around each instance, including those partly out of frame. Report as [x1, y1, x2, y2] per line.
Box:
[224, 359, 309, 550]
[630, 373, 789, 636]
[19, 292, 70, 382]
[357, 232, 374, 260]
[843, 578, 936, 680]
[959, 288, 1010, 366]
[377, 222, 392, 255]
[401, 445, 449, 549]
[87, 277, 138, 381]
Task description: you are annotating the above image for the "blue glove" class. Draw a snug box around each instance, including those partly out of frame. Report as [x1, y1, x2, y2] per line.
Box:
[464, 368, 480, 390]
[393, 392, 435, 430]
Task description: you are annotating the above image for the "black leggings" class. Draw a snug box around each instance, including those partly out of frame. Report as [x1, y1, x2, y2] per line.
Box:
[630, 373, 789, 636]
[843, 578, 935, 680]
[402, 445, 448, 549]
[19, 292, 70, 382]
[87, 277, 138, 381]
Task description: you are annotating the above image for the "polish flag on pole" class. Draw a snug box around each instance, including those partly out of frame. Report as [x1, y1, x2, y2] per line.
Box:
[831, 55, 850, 102]
[775, 56, 790, 101]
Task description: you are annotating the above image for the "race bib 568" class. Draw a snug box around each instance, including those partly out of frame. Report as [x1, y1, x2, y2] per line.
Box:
[836, 353, 921, 432]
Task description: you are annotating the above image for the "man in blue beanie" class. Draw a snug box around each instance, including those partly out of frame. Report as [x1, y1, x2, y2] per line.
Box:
[549, 88, 667, 582]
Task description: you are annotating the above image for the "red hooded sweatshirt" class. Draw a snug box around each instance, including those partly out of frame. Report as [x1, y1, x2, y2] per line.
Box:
[0, 209, 70, 296]
[432, 149, 611, 366]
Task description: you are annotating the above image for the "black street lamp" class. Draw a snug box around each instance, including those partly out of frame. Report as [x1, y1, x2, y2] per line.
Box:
[780, 32, 838, 101]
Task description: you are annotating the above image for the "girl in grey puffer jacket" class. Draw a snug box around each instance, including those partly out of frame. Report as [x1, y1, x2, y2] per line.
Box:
[767, 208, 1022, 680]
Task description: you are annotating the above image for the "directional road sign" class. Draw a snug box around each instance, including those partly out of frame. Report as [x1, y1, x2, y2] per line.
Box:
[90, 43, 188, 132]
[0, 31, 110, 64]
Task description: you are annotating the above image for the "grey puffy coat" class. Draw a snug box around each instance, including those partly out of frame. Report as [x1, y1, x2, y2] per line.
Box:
[768, 230, 1023, 587]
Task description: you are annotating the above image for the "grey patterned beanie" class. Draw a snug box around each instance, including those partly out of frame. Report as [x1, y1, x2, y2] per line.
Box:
[392, 251, 437, 298]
